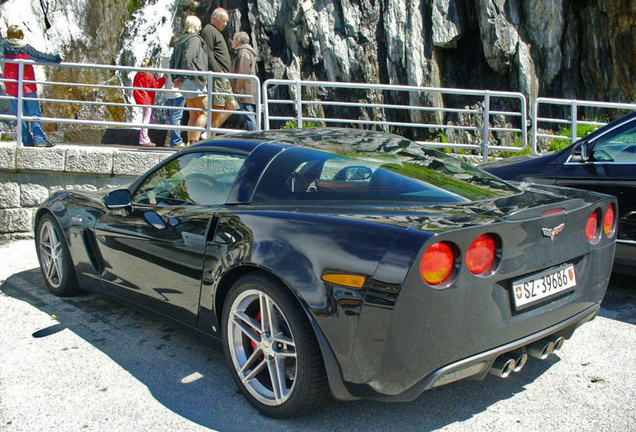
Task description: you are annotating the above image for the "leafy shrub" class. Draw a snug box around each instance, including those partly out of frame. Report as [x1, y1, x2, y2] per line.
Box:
[498, 133, 532, 158]
[549, 123, 602, 151]
[281, 120, 321, 129]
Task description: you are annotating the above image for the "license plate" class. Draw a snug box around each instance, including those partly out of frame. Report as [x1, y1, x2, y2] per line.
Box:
[512, 264, 577, 310]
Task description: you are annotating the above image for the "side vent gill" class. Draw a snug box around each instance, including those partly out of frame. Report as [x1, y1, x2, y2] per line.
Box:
[82, 229, 104, 274]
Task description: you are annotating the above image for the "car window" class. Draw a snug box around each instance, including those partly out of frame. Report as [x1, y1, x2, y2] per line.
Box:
[591, 121, 636, 163]
[132, 152, 247, 206]
[254, 146, 518, 204]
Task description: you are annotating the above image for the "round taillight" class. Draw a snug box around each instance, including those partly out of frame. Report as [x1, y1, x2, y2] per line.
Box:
[586, 210, 601, 243]
[603, 205, 616, 237]
[421, 242, 456, 285]
[466, 234, 498, 275]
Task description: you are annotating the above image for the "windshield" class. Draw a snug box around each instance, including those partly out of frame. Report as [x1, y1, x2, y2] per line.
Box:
[253, 146, 518, 204]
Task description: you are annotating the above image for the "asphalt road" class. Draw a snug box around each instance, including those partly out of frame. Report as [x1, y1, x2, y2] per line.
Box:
[1, 239, 635, 432]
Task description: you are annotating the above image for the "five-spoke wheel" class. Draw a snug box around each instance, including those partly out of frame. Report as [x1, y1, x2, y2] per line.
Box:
[222, 274, 329, 418]
[36, 214, 78, 296]
[227, 288, 297, 406]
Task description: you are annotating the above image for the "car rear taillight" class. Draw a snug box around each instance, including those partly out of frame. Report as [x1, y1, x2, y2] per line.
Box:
[466, 234, 498, 275]
[421, 242, 456, 285]
[586, 209, 601, 243]
[603, 204, 616, 237]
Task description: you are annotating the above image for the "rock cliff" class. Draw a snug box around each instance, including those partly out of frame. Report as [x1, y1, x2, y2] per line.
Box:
[1, 0, 634, 130]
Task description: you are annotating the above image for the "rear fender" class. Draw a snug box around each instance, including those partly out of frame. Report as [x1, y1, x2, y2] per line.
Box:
[203, 210, 406, 379]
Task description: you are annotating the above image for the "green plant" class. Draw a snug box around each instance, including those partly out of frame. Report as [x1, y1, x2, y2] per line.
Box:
[127, 0, 143, 15]
[282, 120, 320, 129]
[499, 135, 532, 158]
[437, 131, 450, 144]
[0, 134, 12, 142]
[435, 131, 454, 154]
[549, 123, 602, 151]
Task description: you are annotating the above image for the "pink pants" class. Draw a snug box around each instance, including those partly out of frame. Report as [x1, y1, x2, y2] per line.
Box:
[139, 107, 155, 144]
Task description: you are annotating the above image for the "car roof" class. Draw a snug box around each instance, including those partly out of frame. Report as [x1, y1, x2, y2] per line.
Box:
[193, 127, 419, 156]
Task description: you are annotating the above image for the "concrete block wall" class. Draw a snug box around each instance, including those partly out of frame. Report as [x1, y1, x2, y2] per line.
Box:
[0, 143, 173, 239]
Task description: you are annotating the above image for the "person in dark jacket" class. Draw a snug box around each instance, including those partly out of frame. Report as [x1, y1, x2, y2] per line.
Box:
[1, 25, 62, 147]
[170, 15, 209, 144]
[133, 58, 166, 147]
[200, 7, 238, 136]
[231, 31, 257, 131]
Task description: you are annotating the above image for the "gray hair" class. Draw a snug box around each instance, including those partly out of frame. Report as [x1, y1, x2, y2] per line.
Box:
[234, 31, 250, 45]
[212, 7, 228, 20]
[183, 15, 202, 34]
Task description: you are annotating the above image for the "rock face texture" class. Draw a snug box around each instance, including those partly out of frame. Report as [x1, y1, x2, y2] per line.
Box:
[227, 0, 634, 104]
[1, 0, 634, 131]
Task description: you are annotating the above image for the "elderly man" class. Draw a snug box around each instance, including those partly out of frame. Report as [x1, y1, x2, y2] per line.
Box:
[231, 31, 258, 131]
[200, 7, 238, 136]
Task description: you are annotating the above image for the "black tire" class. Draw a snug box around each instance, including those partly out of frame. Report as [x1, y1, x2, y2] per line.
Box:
[221, 273, 330, 418]
[35, 214, 79, 296]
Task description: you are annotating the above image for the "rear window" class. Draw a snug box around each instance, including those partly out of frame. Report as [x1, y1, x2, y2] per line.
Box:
[253, 146, 518, 204]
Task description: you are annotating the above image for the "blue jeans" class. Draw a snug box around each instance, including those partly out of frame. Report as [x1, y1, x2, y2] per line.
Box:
[238, 103, 257, 131]
[166, 96, 185, 146]
[10, 92, 48, 146]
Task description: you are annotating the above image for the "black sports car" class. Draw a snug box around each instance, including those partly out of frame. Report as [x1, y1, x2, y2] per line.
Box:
[35, 128, 616, 418]
[483, 112, 635, 275]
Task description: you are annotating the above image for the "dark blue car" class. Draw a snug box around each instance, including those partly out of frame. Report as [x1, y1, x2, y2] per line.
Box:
[483, 112, 636, 275]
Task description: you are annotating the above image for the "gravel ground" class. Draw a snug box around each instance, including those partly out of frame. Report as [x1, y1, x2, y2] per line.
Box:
[1, 239, 635, 432]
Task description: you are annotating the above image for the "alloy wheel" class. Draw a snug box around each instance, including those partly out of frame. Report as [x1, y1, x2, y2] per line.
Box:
[38, 220, 64, 289]
[226, 289, 297, 406]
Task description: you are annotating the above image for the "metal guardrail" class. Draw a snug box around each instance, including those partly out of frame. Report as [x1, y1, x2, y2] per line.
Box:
[1, 59, 634, 160]
[263, 79, 528, 162]
[532, 98, 636, 152]
[0, 58, 261, 145]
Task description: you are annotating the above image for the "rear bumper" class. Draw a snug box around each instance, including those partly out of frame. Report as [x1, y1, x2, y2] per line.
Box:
[337, 210, 614, 400]
[356, 304, 599, 401]
[613, 241, 636, 276]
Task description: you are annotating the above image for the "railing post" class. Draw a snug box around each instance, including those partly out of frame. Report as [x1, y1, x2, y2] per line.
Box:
[16, 60, 25, 147]
[207, 73, 213, 137]
[532, 99, 539, 153]
[571, 101, 578, 144]
[482, 91, 491, 163]
[296, 80, 302, 128]
[255, 76, 262, 131]
[262, 81, 270, 131]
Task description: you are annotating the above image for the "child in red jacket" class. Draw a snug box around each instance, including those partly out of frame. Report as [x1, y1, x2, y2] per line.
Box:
[133, 59, 166, 146]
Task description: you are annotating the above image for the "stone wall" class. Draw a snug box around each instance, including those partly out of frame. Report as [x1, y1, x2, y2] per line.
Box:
[0, 143, 172, 239]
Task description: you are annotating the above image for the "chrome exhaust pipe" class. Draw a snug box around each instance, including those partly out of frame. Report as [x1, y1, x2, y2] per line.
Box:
[552, 336, 566, 352]
[528, 339, 555, 360]
[489, 356, 516, 378]
[509, 349, 528, 372]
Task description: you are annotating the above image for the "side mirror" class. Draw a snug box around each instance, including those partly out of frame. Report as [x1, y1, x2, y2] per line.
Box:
[105, 189, 133, 210]
[580, 142, 589, 161]
[572, 141, 590, 162]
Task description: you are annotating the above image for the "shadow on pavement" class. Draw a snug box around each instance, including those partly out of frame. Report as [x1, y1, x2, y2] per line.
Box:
[2, 268, 564, 432]
[599, 274, 636, 325]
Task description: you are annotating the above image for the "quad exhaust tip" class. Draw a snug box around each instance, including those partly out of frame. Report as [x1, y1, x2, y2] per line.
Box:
[528, 336, 566, 360]
[510, 349, 528, 372]
[490, 337, 565, 378]
[489, 349, 529, 378]
[552, 336, 566, 352]
[528, 339, 555, 360]
[489, 356, 516, 378]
